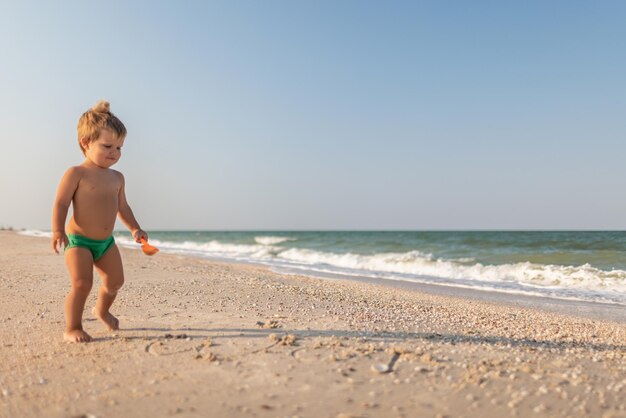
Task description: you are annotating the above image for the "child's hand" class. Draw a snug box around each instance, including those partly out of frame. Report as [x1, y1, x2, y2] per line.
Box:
[132, 228, 148, 243]
[52, 231, 68, 254]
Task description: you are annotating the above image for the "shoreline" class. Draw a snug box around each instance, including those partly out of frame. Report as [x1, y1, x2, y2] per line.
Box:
[21, 229, 626, 319]
[119, 247, 626, 324]
[1, 231, 625, 417]
[19, 230, 626, 310]
[273, 266, 626, 324]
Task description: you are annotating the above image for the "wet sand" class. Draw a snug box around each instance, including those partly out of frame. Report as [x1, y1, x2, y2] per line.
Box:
[271, 265, 626, 324]
[0, 231, 625, 418]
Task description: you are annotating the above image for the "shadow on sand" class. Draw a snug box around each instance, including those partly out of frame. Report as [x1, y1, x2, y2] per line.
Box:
[91, 326, 625, 352]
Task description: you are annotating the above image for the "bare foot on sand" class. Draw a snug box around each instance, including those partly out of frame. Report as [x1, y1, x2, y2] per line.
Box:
[92, 307, 120, 331]
[64, 329, 92, 343]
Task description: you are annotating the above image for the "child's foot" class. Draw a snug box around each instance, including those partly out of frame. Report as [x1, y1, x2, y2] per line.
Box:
[92, 307, 119, 331]
[64, 329, 92, 343]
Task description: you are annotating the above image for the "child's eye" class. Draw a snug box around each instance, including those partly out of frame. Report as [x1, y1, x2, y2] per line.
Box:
[104, 145, 112, 149]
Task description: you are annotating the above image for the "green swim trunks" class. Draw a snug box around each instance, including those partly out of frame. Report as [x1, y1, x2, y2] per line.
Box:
[66, 234, 115, 261]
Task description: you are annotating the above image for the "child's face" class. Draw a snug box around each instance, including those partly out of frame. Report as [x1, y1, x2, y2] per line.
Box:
[82, 129, 125, 168]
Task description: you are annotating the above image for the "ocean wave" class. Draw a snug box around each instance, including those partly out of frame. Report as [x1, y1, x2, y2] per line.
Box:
[115, 236, 283, 259]
[254, 236, 296, 245]
[275, 247, 626, 294]
[18, 229, 52, 238]
[114, 236, 626, 298]
[19, 230, 626, 304]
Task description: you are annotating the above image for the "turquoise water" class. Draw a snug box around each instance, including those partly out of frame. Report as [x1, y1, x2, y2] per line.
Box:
[110, 230, 626, 305]
[117, 231, 626, 269]
[22, 230, 626, 305]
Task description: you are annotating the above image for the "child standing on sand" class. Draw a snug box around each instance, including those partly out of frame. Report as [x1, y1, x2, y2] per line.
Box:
[52, 100, 147, 343]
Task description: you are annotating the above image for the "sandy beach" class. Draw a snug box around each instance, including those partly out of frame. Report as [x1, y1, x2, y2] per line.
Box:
[0, 231, 624, 418]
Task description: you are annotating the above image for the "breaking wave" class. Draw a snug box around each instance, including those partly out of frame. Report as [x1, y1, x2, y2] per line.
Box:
[20, 229, 626, 305]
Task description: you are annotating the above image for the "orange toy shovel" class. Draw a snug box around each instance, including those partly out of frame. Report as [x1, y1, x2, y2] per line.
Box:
[140, 238, 159, 256]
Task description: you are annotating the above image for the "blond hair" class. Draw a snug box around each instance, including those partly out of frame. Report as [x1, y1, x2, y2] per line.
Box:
[77, 100, 127, 154]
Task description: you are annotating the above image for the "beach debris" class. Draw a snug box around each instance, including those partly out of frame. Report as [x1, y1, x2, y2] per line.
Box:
[371, 363, 390, 373]
[313, 336, 346, 349]
[249, 333, 298, 354]
[269, 333, 297, 346]
[193, 339, 216, 361]
[202, 337, 213, 347]
[371, 351, 401, 374]
[196, 351, 218, 362]
[164, 333, 189, 339]
[256, 320, 280, 329]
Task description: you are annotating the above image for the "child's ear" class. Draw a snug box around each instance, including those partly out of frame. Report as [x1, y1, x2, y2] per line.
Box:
[79, 137, 90, 150]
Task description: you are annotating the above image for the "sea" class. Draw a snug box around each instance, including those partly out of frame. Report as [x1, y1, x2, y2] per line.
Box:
[22, 230, 626, 306]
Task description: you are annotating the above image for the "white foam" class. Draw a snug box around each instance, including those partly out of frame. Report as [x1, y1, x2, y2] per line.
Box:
[115, 236, 280, 259]
[254, 236, 296, 245]
[20, 230, 626, 304]
[18, 229, 52, 238]
[275, 248, 626, 295]
[114, 237, 626, 300]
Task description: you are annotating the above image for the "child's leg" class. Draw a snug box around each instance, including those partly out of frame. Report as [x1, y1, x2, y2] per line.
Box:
[93, 244, 124, 331]
[64, 247, 94, 342]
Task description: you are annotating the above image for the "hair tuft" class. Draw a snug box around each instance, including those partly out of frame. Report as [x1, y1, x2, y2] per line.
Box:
[91, 100, 110, 113]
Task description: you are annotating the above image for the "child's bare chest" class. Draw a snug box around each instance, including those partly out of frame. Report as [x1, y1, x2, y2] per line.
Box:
[76, 171, 121, 201]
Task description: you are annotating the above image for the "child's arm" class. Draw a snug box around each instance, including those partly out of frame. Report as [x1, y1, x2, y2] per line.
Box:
[52, 167, 81, 254]
[117, 173, 148, 243]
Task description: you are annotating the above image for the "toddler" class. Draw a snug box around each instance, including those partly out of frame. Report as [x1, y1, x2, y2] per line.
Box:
[52, 100, 147, 342]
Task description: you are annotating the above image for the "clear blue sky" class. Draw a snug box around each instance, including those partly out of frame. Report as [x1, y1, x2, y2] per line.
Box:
[1, 1, 625, 230]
